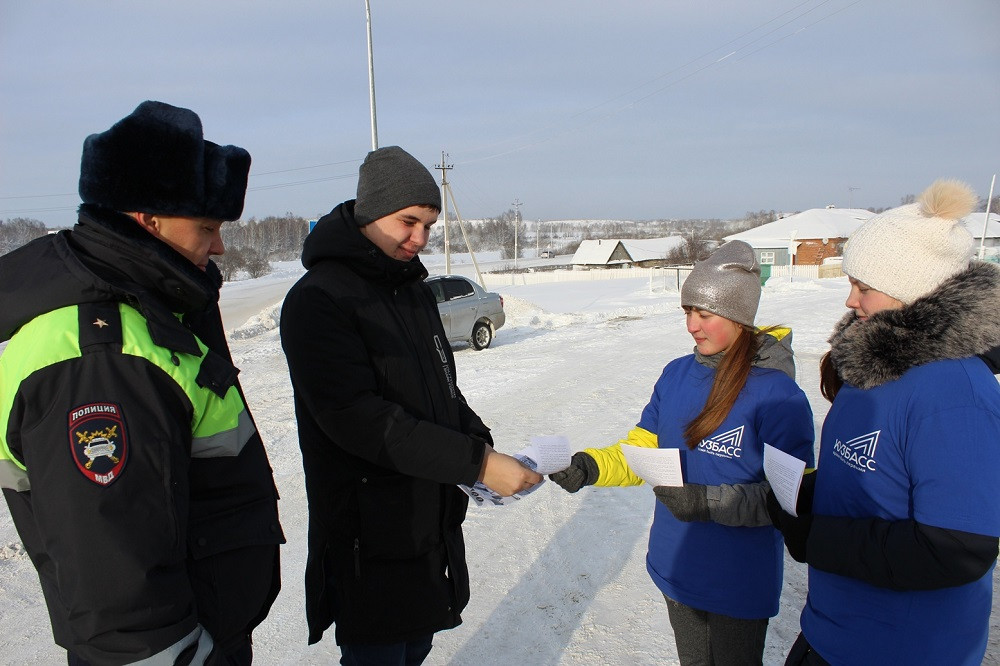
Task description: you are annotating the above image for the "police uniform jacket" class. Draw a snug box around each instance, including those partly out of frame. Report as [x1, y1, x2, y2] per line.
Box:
[0, 205, 284, 664]
[280, 201, 490, 646]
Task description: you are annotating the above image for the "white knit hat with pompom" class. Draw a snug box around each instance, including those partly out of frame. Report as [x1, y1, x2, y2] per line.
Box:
[842, 179, 978, 304]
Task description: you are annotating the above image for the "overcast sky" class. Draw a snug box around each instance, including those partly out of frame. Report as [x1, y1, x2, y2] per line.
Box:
[2, 0, 998, 228]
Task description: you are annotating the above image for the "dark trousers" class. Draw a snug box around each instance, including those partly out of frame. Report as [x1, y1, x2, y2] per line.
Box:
[664, 595, 769, 666]
[339, 633, 434, 666]
[784, 632, 830, 666]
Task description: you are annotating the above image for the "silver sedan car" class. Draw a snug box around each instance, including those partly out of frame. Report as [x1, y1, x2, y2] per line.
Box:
[425, 274, 505, 350]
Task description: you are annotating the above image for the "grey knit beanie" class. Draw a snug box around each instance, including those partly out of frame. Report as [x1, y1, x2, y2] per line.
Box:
[354, 146, 441, 226]
[681, 240, 761, 327]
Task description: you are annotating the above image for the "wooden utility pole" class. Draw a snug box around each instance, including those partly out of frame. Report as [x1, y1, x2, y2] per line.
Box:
[435, 152, 453, 273]
[512, 198, 522, 270]
[435, 154, 486, 287]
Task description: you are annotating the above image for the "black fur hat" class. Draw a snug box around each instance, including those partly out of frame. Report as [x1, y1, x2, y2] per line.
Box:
[78, 100, 251, 220]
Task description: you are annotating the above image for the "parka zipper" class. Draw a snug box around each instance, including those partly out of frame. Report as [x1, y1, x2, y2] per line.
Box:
[353, 538, 361, 578]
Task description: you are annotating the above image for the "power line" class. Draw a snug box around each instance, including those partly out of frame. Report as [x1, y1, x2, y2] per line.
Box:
[250, 158, 360, 177]
[0, 205, 79, 215]
[456, 0, 865, 166]
[0, 163, 361, 213]
[3, 0, 864, 208]
[0, 192, 77, 200]
[247, 172, 357, 192]
[457, 0, 827, 162]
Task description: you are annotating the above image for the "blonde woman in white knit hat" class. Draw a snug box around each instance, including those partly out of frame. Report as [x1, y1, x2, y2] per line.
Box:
[550, 240, 815, 665]
[767, 180, 1000, 666]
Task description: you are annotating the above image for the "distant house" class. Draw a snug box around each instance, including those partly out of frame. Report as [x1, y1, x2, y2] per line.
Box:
[727, 208, 1000, 267]
[571, 237, 687, 268]
[724, 208, 874, 266]
[963, 212, 1000, 258]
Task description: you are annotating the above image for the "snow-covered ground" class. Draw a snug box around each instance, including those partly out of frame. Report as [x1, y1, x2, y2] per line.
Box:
[2, 258, 999, 665]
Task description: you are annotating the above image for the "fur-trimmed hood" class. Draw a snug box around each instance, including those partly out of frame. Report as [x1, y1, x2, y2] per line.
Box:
[829, 261, 1000, 389]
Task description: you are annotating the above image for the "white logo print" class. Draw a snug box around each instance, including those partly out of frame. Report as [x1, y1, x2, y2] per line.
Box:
[697, 425, 744, 459]
[833, 430, 880, 472]
[433, 335, 457, 398]
[433, 335, 448, 363]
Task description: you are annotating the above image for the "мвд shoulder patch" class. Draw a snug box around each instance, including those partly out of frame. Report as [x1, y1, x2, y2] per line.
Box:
[68, 402, 127, 486]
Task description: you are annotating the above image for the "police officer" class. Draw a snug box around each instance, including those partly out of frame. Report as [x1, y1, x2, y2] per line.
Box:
[0, 101, 284, 664]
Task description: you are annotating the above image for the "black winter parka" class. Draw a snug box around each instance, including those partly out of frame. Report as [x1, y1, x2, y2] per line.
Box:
[280, 201, 490, 645]
[0, 206, 284, 662]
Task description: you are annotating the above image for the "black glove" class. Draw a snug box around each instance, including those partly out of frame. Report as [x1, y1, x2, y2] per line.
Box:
[549, 452, 599, 493]
[654, 484, 710, 522]
[766, 471, 816, 563]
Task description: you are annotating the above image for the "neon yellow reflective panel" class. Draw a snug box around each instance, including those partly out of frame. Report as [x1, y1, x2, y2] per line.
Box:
[0, 306, 82, 478]
[0, 303, 253, 489]
[118, 305, 251, 451]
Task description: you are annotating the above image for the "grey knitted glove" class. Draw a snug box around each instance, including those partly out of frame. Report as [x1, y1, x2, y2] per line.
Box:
[548, 452, 600, 493]
[654, 484, 710, 521]
[657, 481, 773, 526]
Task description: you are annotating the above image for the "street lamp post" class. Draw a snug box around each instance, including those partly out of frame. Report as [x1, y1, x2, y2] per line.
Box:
[364, 0, 378, 151]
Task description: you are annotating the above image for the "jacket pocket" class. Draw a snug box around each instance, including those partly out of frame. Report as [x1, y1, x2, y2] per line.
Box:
[355, 474, 442, 560]
[188, 496, 285, 560]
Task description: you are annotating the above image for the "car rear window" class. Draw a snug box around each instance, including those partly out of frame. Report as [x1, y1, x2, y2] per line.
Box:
[443, 279, 475, 301]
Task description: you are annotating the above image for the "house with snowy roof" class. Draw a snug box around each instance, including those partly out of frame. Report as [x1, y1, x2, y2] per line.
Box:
[725, 208, 1000, 268]
[570, 236, 687, 268]
[724, 207, 874, 267]
[963, 212, 1000, 260]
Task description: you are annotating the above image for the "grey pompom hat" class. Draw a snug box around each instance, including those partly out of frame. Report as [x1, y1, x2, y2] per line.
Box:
[681, 240, 761, 327]
[354, 146, 441, 226]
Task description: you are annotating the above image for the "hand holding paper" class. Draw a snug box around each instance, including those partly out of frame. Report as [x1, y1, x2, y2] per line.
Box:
[480, 447, 542, 496]
[462, 435, 572, 507]
[763, 443, 806, 516]
[620, 444, 683, 487]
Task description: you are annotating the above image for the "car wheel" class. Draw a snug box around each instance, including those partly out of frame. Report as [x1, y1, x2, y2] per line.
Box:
[471, 321, 493, 350]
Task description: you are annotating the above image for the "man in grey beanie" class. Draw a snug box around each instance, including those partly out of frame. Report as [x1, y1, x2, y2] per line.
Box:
[280, 146, 540, 664]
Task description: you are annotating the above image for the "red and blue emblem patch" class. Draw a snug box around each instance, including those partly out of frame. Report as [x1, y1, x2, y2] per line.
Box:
[68, 402, 127, 486]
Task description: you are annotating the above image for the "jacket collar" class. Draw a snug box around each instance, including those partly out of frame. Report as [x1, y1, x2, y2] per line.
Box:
[73, 205, 221, 314]
[0, 206, 214, 355]
[829, 261, 1000, 389]
[694, 327, 797, 380]
[302, 200, 428, 288]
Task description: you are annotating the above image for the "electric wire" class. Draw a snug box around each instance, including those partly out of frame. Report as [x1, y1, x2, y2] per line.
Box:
[1, 0, 864, 217]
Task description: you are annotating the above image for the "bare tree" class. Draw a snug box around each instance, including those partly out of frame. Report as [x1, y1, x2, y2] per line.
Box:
[243, 248, 271, 279]
[743, 210, 777, 228]
[0, 217, 48, 255]
[215, 247, 245, 282]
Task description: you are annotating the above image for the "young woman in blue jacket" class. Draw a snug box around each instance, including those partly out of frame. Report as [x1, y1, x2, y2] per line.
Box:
[769, 180, 1000, 666]
[552, 240, 815, 665]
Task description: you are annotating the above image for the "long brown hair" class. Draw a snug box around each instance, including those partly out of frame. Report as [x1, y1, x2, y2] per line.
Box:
[683, 324, 772, 449]
[819, 351, 842, 403]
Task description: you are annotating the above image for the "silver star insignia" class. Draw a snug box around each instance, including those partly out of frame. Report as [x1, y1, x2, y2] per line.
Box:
[93, 318, 109, 329]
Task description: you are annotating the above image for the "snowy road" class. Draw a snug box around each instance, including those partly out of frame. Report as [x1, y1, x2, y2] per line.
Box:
[2, 266, 998, 665]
